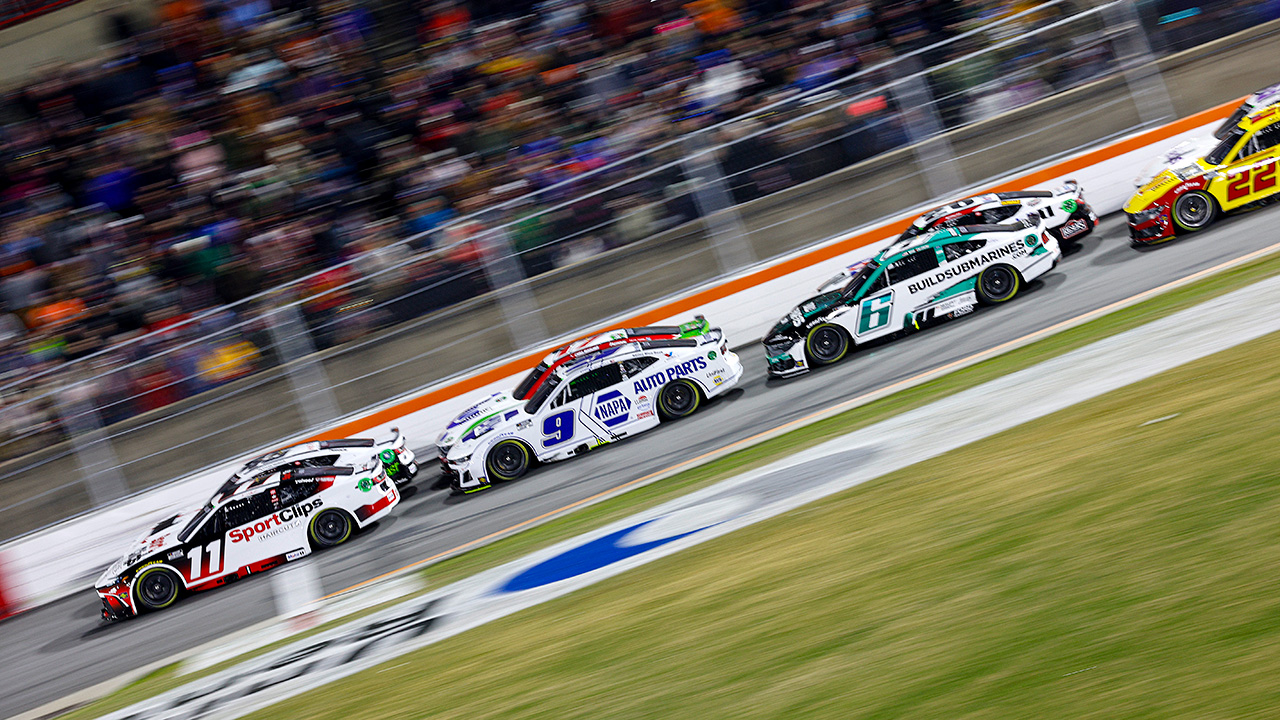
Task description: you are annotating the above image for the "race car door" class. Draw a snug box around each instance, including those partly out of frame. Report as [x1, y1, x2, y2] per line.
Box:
[176, 508, 231, 588]
[538, 365, 620, 456]
[222, 489, 291, 575]
[1217, 121, 1280, 212]
[853, 246, 941, 341]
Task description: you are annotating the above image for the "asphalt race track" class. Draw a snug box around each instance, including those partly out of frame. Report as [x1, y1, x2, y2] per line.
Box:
[2, 210, 1278, 719]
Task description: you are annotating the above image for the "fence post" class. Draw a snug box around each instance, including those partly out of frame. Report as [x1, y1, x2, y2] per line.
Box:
[1104, 0, 1177, 128]
[889, 55, 966, 201]
[478, 223, 550, 351]
[681, 131, 756, 275]
[266, 302, 341, 431]
[56, 378, 129, 507]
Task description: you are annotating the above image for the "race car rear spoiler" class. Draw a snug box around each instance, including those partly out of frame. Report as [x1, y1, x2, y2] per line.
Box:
[288, 466, 357, 479]
[318, 438, 376, 449]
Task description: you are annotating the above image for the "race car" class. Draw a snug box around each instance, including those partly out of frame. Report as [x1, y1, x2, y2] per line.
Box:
[764, 219, 1061, 378]
[1125, 102, 1280, 244]
[895, 181, 1097, 247]
[229, 430, 418, 487]
[1134, 82, 1280, 188]
[95, 455, 399, 620]
[436, 317, 742, 494]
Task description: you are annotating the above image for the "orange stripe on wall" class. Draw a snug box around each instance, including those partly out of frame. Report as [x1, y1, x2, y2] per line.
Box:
[309, 97, 1242, 442]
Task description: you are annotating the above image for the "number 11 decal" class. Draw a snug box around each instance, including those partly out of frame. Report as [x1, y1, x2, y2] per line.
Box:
[187, 541, 224, 581]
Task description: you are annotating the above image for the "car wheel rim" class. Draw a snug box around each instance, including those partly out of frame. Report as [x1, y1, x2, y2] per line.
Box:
[494, 445, 524, 474]
[1177, 195, 1209, 227]
[665, 383, 693, 413]
[812, 328, 842, 360]
[141, 573, 174, 605]
[983, 268, 1013, 298]
[317, 513, 346, 542]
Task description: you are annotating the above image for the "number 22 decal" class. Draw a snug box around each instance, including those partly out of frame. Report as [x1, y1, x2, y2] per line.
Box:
[542, 410, 575, 448]
[1227, 159, 1277, 201]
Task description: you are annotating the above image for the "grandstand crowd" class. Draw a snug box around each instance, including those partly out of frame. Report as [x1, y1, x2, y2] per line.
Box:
[0, 0, 1271, 460]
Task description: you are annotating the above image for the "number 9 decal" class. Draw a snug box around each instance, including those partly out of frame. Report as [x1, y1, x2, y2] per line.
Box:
[542, 411, 576, 448]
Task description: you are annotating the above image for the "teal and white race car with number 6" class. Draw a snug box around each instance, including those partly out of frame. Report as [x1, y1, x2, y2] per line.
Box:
[763, 219, 1061, 377]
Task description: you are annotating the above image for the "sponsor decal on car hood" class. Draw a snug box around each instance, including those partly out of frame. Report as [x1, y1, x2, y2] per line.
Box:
[773, 291, 845, 333]
[438, 391, 524, 447]
[97, 510, 195, 584]
[1133, 134, 1217, 188]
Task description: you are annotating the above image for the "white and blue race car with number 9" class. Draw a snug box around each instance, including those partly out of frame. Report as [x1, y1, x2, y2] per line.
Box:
[437, 317, 743, 494]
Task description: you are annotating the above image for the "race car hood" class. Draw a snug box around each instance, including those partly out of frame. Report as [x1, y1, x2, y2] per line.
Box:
[1124, 161, 1210, 213]
[1133, 135, 1218, 188]
[437, 391, 526, 453]
[96, 510, 192, 586]
[771, 290, 845, 336]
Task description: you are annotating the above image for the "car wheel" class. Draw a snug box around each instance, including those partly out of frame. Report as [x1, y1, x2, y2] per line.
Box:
[975, 265, 1021, 305]
[805, 323, 849, 366]
[1172, 190, 1217, 232]
[309, 509, 353, 548]
[658, 379, 701, 420]
[485, 439, 531, 482]
[134, 566, 181, 612]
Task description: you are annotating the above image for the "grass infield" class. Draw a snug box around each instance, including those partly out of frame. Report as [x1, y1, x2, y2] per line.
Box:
[246, 328, 1280, 719]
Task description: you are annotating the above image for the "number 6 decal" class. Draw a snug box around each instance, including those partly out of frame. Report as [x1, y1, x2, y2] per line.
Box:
[858, 292, 893, 335]
[542, 410, 575, 448]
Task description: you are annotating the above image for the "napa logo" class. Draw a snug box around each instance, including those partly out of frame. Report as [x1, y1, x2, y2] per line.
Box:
[593, 390, 631, 428]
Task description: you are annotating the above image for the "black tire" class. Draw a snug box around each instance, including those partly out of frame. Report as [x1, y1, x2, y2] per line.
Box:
[485, 439, 532, 482]
[658, 379, 701, 420]
[134, 566, 181, 612]
[805, 323, 850, 366]
[1172, 190, 1217, 232]
[309, 509, 353, 548]
[975, 264, 1021, 305]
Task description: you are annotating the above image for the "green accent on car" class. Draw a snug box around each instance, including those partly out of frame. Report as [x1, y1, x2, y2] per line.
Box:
[463, 411, 500, 437]
[678, 317, 710, 337]
[462, 483, 492, 494]
[1031, 245, 1049, 257]
[1062, 198, 1078, 213]
[1024, 234, 1039, 248]
[356, 477, 375, 492]
[379, 449, 396, 463]
[708, 351, 717, 360]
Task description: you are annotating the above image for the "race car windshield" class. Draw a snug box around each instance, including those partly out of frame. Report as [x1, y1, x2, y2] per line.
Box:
[524, 373, 561, 414]
[178, 503, 213, 542]
[895, 225, 923, 243]
[512, 362, 549, 400]
[842, 261, 879, 295]
[1214, 105, 1249, 140]
[1206, 128, 1244, 165]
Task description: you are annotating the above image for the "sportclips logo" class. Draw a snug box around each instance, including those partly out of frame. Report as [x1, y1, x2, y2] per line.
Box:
[229, 498, 324, 543]
[907, 241, 1027, 294]
[633, 357, 707, 393]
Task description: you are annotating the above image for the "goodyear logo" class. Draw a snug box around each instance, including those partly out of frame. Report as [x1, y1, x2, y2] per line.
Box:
[593, 390, 631, 428]
[633, 357, 708, 393]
